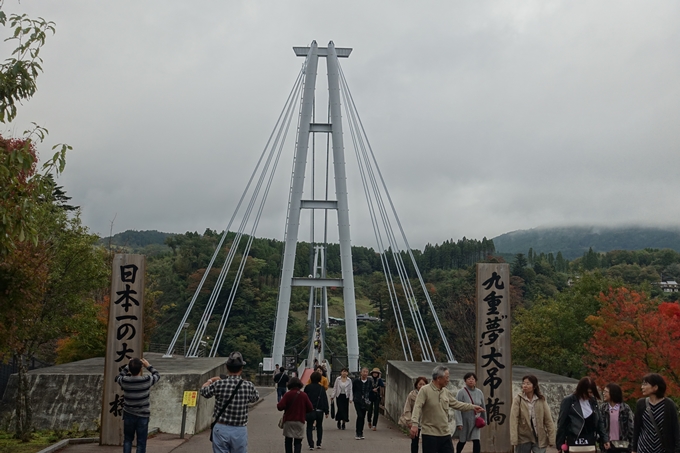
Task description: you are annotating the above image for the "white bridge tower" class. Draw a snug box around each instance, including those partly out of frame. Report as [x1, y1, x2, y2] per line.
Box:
[271, 41, 359, 372]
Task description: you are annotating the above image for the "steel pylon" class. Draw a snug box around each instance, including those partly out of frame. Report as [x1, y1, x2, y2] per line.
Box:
[271, 41, 359, 372]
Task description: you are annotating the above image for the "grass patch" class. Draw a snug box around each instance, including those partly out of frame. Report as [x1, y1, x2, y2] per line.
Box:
[327, 296, 374, 318]
[289, 296, 376, 320]
[0, 428, 98, 453]
[0, 431, 54, 453]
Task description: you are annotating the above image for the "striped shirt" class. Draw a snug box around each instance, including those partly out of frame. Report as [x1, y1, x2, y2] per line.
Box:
[638, 399, 664, 453]
[115, 365, 161, 418]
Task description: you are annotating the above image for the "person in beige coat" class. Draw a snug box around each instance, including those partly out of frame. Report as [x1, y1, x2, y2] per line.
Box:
[510, 375, 556, 453]
[400, 376, 429, 453]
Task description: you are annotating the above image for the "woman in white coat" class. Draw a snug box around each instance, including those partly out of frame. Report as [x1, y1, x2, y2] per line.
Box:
[330, 367, 353, 430]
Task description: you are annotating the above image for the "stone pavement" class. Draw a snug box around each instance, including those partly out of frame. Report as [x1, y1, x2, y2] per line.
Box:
[56, 386, 473, 452]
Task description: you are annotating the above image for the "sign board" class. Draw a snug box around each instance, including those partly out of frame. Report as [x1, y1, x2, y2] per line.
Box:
[476, 263, 512, 453]
[263, 357, 274, 372]
[101, 254, 146, 446]
[183, 391, 198, 407]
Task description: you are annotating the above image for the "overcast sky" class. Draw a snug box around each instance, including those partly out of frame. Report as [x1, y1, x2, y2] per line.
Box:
[4, 1, 679, 250]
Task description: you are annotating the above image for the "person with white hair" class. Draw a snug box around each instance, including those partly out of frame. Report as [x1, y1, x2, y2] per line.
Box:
[410, 366, 485, 453]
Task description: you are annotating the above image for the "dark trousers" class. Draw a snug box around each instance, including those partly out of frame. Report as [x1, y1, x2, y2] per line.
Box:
[284, 436, 302, 453]
[367, 398, 380, 427]
[456, 439, 480, 453]
[277, 387, 286, 402]
[306, 410, 324, 447]
[123, 412, 149, 453]
[354, 402, 367, 436]
[411, 429, 421, 453]
[422, 434, 454, 453]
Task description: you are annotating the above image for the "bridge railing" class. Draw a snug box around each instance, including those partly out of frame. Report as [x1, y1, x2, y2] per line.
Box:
[147, 343, 206, 357]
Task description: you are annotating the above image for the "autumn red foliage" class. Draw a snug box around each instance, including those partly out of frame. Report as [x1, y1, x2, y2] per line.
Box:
[586, 287, 680, 399]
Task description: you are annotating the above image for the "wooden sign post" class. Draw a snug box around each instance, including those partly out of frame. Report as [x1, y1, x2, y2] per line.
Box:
[476, 263, 512, 453]
[100, 254, 145, 446]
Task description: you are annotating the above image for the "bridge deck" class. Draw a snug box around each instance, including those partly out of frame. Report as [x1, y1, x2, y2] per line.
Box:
[58, 387, 474, 452]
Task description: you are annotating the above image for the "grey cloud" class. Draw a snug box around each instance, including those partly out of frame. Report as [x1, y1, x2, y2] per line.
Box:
[3, 0, 678, 249]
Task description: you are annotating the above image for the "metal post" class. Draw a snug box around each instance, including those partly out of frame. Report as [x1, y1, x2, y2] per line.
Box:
[271, 42, 320, 366]
[183, 322, 189, 356]
[326, 42, 359, 371]
[180, 404, 187, 439]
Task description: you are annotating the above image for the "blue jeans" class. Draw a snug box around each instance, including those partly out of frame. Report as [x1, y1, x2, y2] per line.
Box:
[123, 412, 149, 453]
[212, 424, 248, 453]
[277, 387, 286, 402]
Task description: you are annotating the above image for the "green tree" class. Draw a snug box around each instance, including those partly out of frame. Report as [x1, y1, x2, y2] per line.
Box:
[512, 272, 615, 377]
[0, 4, 90, 439]
[0, 208, 108, 439]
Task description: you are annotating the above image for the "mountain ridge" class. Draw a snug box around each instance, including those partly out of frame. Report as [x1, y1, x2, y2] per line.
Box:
[492, 225, 680, 259]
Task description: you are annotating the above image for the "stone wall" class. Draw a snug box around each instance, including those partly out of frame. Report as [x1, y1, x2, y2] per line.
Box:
[385, 361, 578, 433]
[0, 353, 228, 435]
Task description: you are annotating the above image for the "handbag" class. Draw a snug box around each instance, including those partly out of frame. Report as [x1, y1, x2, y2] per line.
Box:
[210, 379, 243, 443]
[278, 390, 301, 429]
[609, 440, 630, 453]
[566, 436, 597, 453]
[464, 387, 486, 429]
[331, 400, 336, 419]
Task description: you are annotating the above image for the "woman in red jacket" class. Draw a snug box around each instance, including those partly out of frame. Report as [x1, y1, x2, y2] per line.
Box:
[277, 377, 313, 453]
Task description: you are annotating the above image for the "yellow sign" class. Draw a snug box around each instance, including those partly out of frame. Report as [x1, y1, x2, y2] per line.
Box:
[182, 391, 198, 407]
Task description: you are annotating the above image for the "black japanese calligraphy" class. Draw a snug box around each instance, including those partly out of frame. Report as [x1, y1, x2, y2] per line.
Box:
[485, 397, 506, 425]
[120, 264, 139, 283]
[480, 315, 508, 346]
[482, 271, 505, 290]
[115, 342, 135, 362]
[117, 323, 136, 341]
[109, 393, 125, 417]
[481, 347, 505, 369]
[483, 291, 503, 315]
[114, 284, 139, 312]
[483, 367, 502, 398]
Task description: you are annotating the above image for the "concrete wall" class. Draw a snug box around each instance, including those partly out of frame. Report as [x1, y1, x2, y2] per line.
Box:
[0, 353, 228, 435]
[385, 361, 578, 434]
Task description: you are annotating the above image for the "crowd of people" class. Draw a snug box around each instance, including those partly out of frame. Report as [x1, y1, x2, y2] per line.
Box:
[398, 366, 680, 453]
[275, 364, 385, 452]
[116, 351, 680, 453]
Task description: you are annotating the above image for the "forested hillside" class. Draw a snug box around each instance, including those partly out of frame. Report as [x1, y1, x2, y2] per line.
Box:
[493, 226, 680, 259]
[82, 228, 680, 400]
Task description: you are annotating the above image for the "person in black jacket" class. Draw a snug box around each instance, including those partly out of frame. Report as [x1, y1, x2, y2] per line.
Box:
[274, 368, 290, 402]
[352, 367, 374, 440]
[556, 377, 610, 452]
[304, 371, 329, 450]
[631, 373, 680, 453]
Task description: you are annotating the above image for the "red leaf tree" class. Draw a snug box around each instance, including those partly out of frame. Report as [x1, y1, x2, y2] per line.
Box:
[586, 287, 680, 399]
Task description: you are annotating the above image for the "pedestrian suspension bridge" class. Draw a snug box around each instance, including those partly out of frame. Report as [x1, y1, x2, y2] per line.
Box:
[164, 41, 456, 372]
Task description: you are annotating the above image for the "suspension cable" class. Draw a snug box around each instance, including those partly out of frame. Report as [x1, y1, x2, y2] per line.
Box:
[339, 82, 411, 361]
[210, 71, 304, 356]
[165, 63, 306, 357]
[339, 63, 454, 362]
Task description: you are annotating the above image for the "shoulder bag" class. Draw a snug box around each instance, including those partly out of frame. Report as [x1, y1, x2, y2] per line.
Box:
[210, 379, 244, 443]
[464, 387, 486, 429]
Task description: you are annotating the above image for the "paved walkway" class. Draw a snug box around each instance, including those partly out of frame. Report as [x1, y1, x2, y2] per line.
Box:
[57, 387, 472, 452]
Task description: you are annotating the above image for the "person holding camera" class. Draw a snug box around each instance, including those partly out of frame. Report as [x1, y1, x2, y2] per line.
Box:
[115, 357, 160, 453]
